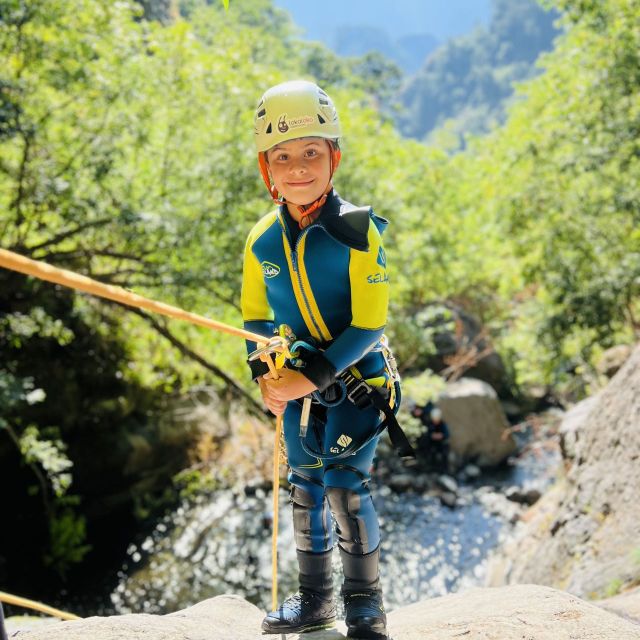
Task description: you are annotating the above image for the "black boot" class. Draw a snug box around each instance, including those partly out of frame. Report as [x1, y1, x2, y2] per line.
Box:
[262, 549, 336, 634]
[340, 546, 389, 640]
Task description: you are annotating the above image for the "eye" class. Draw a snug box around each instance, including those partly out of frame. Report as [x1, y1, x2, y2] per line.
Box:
[275, 152, 289, 162]
[305, 148, 319, 158]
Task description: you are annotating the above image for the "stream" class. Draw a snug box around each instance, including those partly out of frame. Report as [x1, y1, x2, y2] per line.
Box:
[109, 441, 560, 615]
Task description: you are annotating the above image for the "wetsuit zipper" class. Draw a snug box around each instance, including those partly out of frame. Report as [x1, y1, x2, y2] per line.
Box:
[290, 227, 326, 341]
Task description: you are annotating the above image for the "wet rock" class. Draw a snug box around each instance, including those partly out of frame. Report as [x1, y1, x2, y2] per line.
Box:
[388, 473, 417, 492]
[438, 378, 517, 467]
[505, 486, 542, 506]
[463, 464, 481, 479]
[439, 492, 457, 508]
[436, 474, 458, 494]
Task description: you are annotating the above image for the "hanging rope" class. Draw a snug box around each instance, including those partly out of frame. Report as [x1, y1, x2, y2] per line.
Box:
[0, 248, 292, 616]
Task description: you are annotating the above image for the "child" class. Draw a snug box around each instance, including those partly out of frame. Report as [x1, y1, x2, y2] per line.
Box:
[241, 80, 401, 640]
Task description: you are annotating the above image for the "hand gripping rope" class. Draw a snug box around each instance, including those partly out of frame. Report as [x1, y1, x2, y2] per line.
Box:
[0, 248, 288, 619]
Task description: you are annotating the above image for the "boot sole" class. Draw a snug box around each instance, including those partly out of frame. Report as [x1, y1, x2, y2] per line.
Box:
[262, 618, 336, 634]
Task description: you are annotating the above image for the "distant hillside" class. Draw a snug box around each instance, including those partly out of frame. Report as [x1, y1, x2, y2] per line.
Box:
[333, 26, 439, 75]
[398, 0, 560, 145]
[272, 0, 491, 74]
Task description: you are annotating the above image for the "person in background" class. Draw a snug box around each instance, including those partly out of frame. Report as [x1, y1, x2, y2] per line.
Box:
[412, 403, 451, 474]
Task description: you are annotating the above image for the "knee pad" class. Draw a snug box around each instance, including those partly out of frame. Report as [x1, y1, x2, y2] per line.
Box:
[289, 475, 332, 552]
[325, 486, 374, 555]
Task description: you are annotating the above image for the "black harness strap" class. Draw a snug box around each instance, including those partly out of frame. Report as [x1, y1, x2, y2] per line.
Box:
[342, 372, 415, 459]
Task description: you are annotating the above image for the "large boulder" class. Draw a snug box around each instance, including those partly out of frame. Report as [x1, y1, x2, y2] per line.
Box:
[9, 586, 640, 640]
[486, 343, 640, 599]
[437, 377, 517, 467]
[410, 303, 512, 397]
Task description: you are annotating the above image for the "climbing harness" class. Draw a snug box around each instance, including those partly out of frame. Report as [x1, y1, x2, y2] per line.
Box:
[249, 329, 415, 464]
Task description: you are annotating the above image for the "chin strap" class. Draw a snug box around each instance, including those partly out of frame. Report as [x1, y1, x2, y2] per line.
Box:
[258, 143, 342, 229]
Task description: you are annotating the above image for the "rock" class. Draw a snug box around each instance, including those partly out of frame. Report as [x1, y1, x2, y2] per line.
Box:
[414, 303, 512, 397]
[505, 486, 542, 506]
[597, 585, 640, 625]
[437, 378, 517, 467]
[438, 491, 457, 508]
[388, 473, 417, 492]
[14, 586, 640, 640]
[486, 343, 640, 599]
[436, 474, 458, 493]
[10, 595, 263, 640]
[596, 344, 633, 378]
[388, 584, 640, 640]
[558, 395, 599, 462]
[463, 463, 481, 478]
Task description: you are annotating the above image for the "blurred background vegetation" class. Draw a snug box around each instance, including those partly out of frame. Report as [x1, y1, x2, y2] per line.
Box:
[0, 0, 638, 607]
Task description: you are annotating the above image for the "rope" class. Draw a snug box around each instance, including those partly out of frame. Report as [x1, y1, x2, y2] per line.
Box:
[259, 353, 283, 613]
[0, 591, 80, 621]
[0, 248, 293, 616]
[0, 249, 270, 346]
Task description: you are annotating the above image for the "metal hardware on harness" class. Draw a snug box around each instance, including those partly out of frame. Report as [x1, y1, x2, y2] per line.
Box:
[247, 335, 291, 362]
[344, 376, 373, 408]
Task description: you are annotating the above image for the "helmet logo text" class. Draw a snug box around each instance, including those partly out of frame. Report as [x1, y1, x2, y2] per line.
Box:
[277, 113, 315, 134]
[277, 115, 289, 133]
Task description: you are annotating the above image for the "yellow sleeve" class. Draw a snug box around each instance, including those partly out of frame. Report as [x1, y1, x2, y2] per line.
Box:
[241, 226, 274, 323]
[349, 219, 389, 330]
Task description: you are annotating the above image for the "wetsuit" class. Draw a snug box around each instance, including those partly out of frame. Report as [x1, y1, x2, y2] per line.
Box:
[241, 189, 393, 555]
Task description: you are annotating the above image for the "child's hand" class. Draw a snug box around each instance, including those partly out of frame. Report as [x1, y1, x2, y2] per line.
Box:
[263, 368, 317, 404]
[258, 376, 288, 416]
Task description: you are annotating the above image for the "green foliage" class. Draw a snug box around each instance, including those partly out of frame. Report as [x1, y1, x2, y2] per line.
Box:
[604, 577, 624, 598]
[19, 425, 73, 497]
[1, 0, 639, 584]
[45, 502, 92, 578]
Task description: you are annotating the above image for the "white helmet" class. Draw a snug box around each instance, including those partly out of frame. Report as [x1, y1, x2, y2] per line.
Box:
[254, 80, 341, 153]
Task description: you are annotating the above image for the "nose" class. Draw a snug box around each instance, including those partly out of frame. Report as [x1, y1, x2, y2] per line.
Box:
[288, 156, 308, 174]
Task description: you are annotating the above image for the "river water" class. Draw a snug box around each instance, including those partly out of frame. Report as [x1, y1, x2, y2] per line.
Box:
[110, 442, 560, 615]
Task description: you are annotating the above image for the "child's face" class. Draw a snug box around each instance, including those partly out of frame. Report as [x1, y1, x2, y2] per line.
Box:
[266, 137, 332, 207]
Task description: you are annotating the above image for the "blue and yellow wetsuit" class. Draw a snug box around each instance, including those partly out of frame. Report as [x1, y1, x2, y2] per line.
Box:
[241, 189, 392, 555]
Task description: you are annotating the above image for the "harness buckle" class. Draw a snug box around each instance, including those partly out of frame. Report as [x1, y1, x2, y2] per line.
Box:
[346, 378, 372, 406]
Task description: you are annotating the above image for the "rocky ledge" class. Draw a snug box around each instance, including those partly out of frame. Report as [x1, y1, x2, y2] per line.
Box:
[7, 584, 640, 640]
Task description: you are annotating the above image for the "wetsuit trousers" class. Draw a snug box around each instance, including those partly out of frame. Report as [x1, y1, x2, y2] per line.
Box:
[283, 398, 382, 555]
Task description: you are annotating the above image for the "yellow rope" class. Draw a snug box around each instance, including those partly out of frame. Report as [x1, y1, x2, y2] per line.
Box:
[260, 353, 283, 613]
[0, 591, 80, 621]
[0, 248, 270, 345]
[0, 247, 292, 615]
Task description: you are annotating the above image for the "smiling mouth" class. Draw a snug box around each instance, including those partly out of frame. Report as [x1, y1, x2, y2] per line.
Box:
[287, 180, 314, 187]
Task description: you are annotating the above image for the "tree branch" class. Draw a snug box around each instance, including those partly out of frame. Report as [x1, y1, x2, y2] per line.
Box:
[25, 218, 113, 252]
[130, 308, 264, 417]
